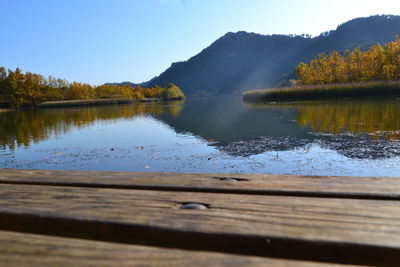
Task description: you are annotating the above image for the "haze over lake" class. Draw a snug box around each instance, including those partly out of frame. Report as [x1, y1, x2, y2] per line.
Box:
[1, 97, 400, 177]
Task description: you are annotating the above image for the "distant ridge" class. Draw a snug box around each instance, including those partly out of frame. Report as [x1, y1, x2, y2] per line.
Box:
[104, 81, 142, 87]
[118, 15, 400, 96]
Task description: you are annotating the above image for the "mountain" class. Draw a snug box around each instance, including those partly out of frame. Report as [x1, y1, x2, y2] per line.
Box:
[140, 15, 400, 95]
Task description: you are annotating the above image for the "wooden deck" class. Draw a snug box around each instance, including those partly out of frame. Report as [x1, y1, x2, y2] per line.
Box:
[1, 169, 400, 266]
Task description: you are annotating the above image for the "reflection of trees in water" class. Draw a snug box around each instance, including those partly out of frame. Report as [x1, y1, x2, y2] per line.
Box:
[295, 100, 400, 158]
[296, 100, 400, 140]
[245, 99, 400, 139]
[0, 102, 184, 150]
[232, 99, 400, 159]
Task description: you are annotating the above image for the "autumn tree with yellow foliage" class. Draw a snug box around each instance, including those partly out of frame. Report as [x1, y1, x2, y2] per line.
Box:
[296, 37, 400, 85]
[0, 67, 185, 108]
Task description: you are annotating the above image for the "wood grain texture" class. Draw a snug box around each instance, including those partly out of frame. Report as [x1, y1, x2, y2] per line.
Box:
[0, 184, 399, 265]
[0, 230, 350, 267]
[1, 168, 400, 199]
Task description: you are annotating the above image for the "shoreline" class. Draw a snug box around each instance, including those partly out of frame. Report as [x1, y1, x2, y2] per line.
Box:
[1, 96, 185, 110]
[37, 98, 162, 108]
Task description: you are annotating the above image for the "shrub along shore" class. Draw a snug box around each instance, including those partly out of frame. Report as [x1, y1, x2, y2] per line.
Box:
[242, 81, 400, 102]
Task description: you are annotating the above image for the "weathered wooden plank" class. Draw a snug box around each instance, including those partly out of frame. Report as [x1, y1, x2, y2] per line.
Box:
[0, 184, 399, 265]
[0, 230, 349, 267]
[1, 168, 400, 200]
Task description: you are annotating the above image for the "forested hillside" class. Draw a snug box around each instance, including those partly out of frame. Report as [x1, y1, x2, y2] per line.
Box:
[141, 15, 400, 95]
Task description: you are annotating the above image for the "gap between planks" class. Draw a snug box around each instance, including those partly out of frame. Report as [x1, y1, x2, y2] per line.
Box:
[0, 230, 355, 267]
[0, 168, 400, 200]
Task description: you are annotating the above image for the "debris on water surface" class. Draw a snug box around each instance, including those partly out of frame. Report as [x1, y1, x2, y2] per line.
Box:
[219, 137, 311, 157]
[218, 134, 400, 159]
[318, 134, 400, 159]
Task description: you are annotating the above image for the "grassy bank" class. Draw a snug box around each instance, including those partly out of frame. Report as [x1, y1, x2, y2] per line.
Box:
[242, 81, 400, 102]
[37, 98, 160, 108]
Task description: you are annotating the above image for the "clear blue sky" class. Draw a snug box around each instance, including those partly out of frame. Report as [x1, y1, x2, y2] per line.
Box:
[1, 0, 399, 85]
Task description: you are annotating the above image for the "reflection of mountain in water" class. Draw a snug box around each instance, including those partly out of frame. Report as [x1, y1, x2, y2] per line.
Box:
[158, 97, 310, 145]
[158, 97, 400, 159]
[2, 97, 400, 160]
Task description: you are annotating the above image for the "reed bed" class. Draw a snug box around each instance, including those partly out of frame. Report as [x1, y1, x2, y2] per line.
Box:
[37, 98, 160, 108]
[242, 81, 400, 102]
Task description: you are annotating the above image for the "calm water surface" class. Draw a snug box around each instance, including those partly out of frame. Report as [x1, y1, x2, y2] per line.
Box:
[1, 97, 400, 176]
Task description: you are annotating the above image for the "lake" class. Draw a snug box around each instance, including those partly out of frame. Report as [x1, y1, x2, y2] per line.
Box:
[1, 97, 400, 177]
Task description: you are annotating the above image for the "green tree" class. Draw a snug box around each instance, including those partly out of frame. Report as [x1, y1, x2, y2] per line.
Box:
[0, 67, 7, 104]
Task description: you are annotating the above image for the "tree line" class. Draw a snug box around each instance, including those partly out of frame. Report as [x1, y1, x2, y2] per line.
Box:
[296, 37, 400, 85]
[0, 67, 184, 108]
